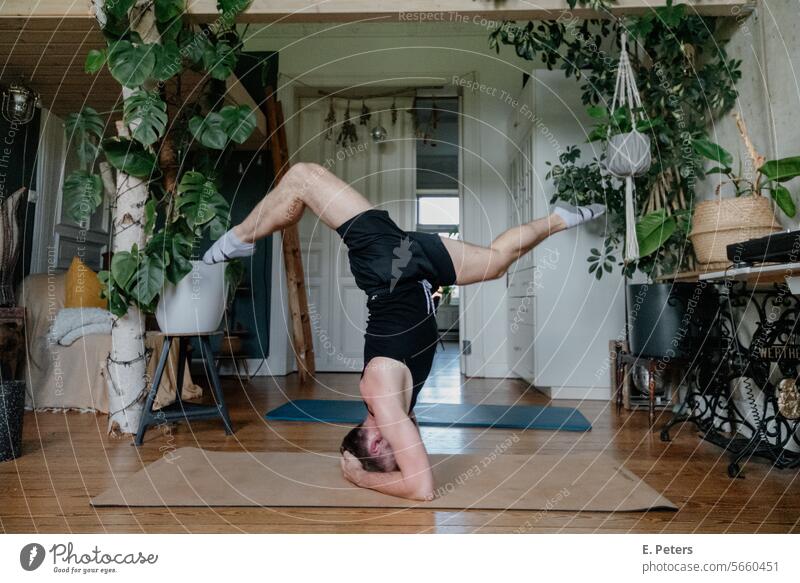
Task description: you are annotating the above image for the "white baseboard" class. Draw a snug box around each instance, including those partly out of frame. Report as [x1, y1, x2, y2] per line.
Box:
[537, 385, 611, 401]
[465, 363, 511, 379]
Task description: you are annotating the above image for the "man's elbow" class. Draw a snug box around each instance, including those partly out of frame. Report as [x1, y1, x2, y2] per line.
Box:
[409, 479, 436, 501]
[411, 489, 435, 502]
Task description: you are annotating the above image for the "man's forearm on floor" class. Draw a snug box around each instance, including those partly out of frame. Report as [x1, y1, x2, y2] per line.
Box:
[355, 470, 434, 501]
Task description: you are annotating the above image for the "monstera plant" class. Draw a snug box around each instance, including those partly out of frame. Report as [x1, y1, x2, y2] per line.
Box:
[63, 9, 256, 313]
[61, 0, 260, 433]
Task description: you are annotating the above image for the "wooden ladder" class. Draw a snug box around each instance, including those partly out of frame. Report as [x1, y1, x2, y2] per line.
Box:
[263, 87, 316, 383]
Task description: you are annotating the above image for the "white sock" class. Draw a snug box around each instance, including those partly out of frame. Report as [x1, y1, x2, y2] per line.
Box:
[552, 202, 606, 229]
[202, 229, 255, 264]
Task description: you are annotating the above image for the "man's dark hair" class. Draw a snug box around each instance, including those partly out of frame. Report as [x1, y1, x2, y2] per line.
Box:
[340, 423, 387, 472]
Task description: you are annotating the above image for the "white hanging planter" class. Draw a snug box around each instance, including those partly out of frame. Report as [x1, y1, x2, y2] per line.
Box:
[604, 31, 652, 263]
[156, 260, 227, 335]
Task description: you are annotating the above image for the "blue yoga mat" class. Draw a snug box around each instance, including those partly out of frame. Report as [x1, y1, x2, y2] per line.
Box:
[265, 399, 591, 432]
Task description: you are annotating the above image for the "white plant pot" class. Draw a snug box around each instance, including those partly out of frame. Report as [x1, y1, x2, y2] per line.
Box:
[156, 261, 227, 335]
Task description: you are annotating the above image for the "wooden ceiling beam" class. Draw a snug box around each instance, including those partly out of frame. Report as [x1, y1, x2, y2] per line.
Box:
[0, 0, 752, 21]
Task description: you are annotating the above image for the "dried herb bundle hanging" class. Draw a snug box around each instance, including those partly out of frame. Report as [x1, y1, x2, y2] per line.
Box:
[421, 100, 440, 146]
[359, 99, 371, 126]
[336, 100, 359, 148]
[407, 97, 419, 135]
[323, 99, 336, 140]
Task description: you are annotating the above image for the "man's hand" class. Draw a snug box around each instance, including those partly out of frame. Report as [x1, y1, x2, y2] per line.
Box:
[340, 451, 365, 486]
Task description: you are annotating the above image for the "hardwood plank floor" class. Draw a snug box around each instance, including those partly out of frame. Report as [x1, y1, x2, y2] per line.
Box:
[2, 345, 799, 533]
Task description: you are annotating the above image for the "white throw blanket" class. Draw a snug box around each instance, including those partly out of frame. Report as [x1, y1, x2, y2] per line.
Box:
[48, 308, 114, 346]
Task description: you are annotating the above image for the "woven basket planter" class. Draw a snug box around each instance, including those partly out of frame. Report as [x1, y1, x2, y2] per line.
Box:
[690, 195, 780, 265]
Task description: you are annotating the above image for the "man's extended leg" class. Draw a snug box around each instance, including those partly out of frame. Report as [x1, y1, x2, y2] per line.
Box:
[440, 203, 605, 285]
[204, 162, 372, 263]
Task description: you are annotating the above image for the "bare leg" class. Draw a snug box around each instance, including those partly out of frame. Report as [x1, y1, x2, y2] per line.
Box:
[440, 214, 567, 285]
[234, 162, 373, 243]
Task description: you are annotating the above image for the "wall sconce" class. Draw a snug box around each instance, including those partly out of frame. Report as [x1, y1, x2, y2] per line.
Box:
[1, 82, 39, 125]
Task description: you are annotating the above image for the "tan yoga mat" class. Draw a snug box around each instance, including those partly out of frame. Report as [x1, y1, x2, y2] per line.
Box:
[90, 447, 676, 511]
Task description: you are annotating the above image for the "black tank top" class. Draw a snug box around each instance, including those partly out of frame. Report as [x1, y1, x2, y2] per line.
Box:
[362, 281, 439, 412]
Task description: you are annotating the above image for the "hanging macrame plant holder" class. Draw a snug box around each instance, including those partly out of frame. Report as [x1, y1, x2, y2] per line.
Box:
[605, 31, 652, 263]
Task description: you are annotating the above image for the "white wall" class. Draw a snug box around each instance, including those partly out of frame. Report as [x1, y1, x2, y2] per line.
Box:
[244, 21, 532, 377]
[503, 71, 626, 400]
[530, 71, 626, 400]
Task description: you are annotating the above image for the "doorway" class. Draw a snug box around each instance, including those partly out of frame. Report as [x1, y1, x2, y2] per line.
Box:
[292, 91, 463, 379]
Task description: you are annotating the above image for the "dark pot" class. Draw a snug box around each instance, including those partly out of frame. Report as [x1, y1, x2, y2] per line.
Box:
[627, 282, 718, 359]
[0, 380, 25, 462]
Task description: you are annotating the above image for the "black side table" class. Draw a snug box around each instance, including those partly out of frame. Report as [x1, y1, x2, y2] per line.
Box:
[134, 332, 234, 446]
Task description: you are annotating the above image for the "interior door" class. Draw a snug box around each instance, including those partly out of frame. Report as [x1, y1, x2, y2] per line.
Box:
[295, 95, 415, 372]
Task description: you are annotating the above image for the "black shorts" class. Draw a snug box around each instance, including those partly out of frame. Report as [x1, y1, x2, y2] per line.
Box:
[335, 209, 456, 295]
[335, 209, 457, 411]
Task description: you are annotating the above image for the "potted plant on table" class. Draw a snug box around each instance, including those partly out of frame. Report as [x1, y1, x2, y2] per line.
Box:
[61, 0, 260, 433]
[690, 113, 800, 267]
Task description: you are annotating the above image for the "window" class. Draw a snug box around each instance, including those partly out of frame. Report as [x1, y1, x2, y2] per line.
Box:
[418, 194, 459, 227]
[415, 97, 460, 236]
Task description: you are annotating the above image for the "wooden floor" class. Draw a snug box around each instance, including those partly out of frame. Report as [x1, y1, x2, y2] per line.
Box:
[2, 345, 799, 533]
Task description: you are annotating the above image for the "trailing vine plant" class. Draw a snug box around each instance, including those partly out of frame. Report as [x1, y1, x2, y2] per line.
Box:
[64, 0, 258, 315]
[490, 0, 742, 278]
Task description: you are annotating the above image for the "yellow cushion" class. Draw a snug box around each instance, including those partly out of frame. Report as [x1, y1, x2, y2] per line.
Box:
[64, 257, 108, 309]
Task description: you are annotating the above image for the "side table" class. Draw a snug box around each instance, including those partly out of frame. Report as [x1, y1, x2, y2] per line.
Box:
[134, 332, 234, 446]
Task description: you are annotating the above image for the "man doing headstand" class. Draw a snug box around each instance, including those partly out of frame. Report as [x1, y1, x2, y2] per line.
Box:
[204, 162, 604, 500]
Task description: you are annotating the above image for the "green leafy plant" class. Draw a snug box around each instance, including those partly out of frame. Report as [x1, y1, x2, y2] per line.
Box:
[189, 104, 256, 149]
[62, 0, 261, 317]
[64, 107, 104, 168]
[122, 90, 168, 146]
[546, 146, 624, 277]
[693, 137, 800, 218]
[491, 0, 742, 279]
[556, 180, 684, 277]
[586, 105, 662, 142]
